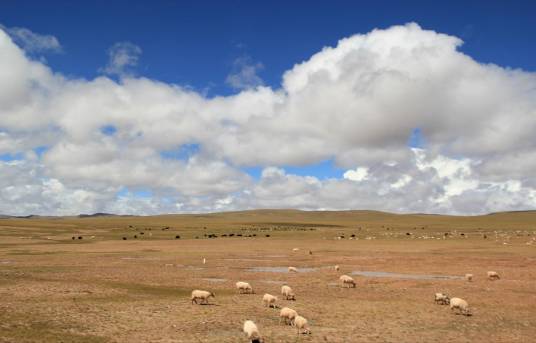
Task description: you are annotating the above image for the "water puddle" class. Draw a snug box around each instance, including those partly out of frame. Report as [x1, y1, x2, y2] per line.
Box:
[351, 270, 463, 280]
[248, 266, 318, 273]
[261, 280, 287, 284]
[201, 278, 227, 283]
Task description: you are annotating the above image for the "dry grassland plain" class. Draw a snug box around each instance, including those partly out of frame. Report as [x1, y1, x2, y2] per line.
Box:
[1, 209, 535, 342]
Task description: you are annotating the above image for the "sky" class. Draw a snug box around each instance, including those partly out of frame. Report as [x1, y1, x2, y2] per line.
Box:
[0, 1, 535, 215]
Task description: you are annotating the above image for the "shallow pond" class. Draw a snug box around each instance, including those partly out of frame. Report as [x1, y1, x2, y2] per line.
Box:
[351, 270, 463, 280]
[261, 280, 287, 284]
[248, 266, 318, 273]
[200, 278, 227, 282]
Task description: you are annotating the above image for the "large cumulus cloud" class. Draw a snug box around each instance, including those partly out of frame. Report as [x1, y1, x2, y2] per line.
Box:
[1, 23, 535, 215]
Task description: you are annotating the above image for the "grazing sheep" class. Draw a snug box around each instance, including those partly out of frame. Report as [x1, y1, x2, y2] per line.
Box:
[334, 265, 340, 272]
[450, 297, 471, 316]
[465, 273, 473, 282]
[243, 320, 263, 343]
[262, 293, 278, 308]
[288, 266, 298, 273]
[279, 307, 298, 325]
[339, 274, 356, 288]
[281, 285, 296, 300]
[292, 248, 300, 252]
[294, 315, 311, 334]
[191, 290, 215, 305]
[487, 271, 500, 280]
[434, 293, 450, 305]
[236, 281, 254, 294]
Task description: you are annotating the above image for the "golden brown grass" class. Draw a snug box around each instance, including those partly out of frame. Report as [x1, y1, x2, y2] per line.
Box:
[1, 210, 535, 342]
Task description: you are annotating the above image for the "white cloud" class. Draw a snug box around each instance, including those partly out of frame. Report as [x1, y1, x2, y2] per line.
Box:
[1, 23, 536, 215]
[414, 148, 479, 200]
[101, 42, 142, 77]
[343, 167, 369, 182]
[0, 24, 61, 53]
[391, 174, 412, 189]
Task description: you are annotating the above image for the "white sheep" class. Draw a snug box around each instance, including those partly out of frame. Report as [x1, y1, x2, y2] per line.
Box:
[288, 266, 298, 273]
[243, 320, 263, 343]
[262, 293, 278, 308]
[236, 281, 254, 294]
[450, 297, 471, 316]
[339, 274, 356, 288]
[279, 307, 298, 325]
[292, 248, 300, 252]
[487, 271, 500, 280]
[465, 273, 473, 282]
[281, 285, 296, 300]
[294, 315, 311, 334]
[334, 265, 340, 272]
[191, 289, 215, 305]
[434, 292, 450, 305]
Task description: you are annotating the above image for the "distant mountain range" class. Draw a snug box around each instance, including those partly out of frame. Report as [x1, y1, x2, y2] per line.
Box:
[0, 212, 129, 219]
[77, 212, 121, 218]
[0, 209, 535, 220]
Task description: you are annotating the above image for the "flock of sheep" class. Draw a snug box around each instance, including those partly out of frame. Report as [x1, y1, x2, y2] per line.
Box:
[435, 271, 501, 316]
[191, 280, 309, 342]
[190, 256, 501, 342]
[128, 229, 506, 342]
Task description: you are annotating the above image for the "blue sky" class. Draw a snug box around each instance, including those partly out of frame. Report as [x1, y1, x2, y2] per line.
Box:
[1, 2, 536, 215]
[1, 1, 535, 90]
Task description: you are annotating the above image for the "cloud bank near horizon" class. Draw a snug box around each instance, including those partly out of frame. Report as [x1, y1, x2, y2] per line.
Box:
[1, 23, 535, 216]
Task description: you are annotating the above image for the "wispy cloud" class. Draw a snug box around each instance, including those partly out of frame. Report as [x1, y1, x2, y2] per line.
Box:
[101, 41, 142, 77]
[1, 24, 61, 53]
[225, 56, 264, 90]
